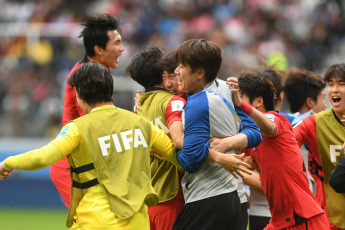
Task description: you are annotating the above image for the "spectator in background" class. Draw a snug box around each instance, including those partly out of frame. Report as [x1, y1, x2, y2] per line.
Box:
[50, 13, 124, 209]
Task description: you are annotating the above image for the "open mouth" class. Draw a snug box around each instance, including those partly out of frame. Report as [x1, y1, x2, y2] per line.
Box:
[332, 97, 341, 105]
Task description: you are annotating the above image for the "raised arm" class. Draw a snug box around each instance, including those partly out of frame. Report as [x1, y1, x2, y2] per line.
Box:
[227, 77, 276, 137]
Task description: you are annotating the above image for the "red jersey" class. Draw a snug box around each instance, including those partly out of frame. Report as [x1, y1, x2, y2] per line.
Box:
[294, 114, 345, 230]
[293, 116, 326, 210]
[50, 61, 84, 208]
[166, 95, 185, 127]
[243, 111, 324, 229]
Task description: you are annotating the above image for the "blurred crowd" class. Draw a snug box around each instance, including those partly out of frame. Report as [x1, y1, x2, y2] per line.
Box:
[0, 0, 344, 137]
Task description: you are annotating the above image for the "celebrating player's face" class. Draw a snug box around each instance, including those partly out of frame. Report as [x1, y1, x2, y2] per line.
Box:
[100, 30, 124, 69]
[327, 76, 345, 119]
[163, 71, 186, 98]
[174, 64, 201, 95]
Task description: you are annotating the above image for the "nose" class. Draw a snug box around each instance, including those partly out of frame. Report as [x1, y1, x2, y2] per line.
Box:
[174, 66, 179, 75]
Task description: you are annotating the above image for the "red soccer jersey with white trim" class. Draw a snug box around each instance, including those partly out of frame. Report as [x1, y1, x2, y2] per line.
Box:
[293, 115, 326, 211]
[166, 95, 185, 127]
[243, 111, 324, 229]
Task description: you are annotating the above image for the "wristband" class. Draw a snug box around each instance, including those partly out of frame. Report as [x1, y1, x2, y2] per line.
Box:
[239, 100, 253, 115]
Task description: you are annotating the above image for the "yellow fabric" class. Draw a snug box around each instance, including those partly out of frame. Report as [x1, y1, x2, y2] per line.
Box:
[4, 105, 176, 229]
[71, 106, 159, 222]
[137, 90, 183, 203]
[316, 108, 345, 228]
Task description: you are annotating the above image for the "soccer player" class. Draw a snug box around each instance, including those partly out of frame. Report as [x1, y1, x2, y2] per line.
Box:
[284, 67, 327, 203]
[50, 13, 125, 208]
[0, 62, 180, 229]
[293, 63, 345, 230]
[226, 72, 329, 229]
[171, 39, 263, 230]
[126, 46, 186, 230]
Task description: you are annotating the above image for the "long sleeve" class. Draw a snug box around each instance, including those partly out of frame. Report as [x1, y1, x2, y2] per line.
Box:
[4, 123, 82, 171]
[177, 93, 211, 173]
[236, 107, 263, 148]
[150, 123, 183, 172]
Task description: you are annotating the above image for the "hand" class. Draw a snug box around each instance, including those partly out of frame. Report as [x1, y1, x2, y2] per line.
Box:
[149, 149, 164, 160]
[209, 137, 228, 153]
[208, 148, 251, 179]
[133, 90, 144, 112]
[0, 162, 12, 180]
[226, 77, 242, 107]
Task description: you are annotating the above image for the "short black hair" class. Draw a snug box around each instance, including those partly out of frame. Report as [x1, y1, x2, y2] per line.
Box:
[238, 71, 276, 111]
[285, 67, 326, 113]
[175, 39, 222, 83]
[157, 51, 177, 74]
[324, 63, 345, 83]
[258, 68, 283, 107]
[126, 46, 164, 89]
[79, 14, 120, 58]
[68, 62, 113, 105]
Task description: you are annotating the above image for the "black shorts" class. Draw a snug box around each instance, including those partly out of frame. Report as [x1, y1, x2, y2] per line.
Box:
[172, 191, 241, 230]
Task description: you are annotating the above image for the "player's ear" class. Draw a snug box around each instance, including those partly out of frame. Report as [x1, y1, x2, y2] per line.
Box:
[196, 68, 205, 80]
[306, 97, 314, 109]
[253, 96, 263, 109]
[94, 45, 103, 56]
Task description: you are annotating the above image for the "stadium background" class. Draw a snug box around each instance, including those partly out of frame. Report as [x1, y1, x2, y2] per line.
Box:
[0, 0, 344, 229]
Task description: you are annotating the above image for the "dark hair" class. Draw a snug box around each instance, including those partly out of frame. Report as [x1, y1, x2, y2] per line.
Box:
[175, 39, 222, 83]
[157, 51, 177, 74]
[126, 46, 164, 89]
[257, 67, 283, 106]
[284, 67, 326, 113]
[68, 62, 113, 104]
[238, 71, 276, 111]
[324, 63, 345, 83]
[79, 14, 120, 58]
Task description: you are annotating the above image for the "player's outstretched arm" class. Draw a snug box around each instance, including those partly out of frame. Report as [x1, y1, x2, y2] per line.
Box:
[207, 148, 251, 179]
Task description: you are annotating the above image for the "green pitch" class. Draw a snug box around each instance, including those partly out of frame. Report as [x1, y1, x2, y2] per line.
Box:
[0, 208, 68, 230]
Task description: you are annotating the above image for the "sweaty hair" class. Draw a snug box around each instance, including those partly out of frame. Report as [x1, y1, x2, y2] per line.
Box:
[324, 63, 345, 83]
[238, 71, 276, 111]
[79, 14, 120, 58]
[175, 39, 222, 83]
[126, 46, 164, 89]
[68, 62, 113, 104]
[157, 51, 178, 74]
[257, 67, 284, 106]
[284, 67, 326, 113]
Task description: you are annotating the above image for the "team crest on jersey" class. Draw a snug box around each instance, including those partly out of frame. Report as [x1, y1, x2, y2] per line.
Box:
[265, 113, 275, 122]
[56, 127, 69, 140]
[171, 100, 184, 112]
